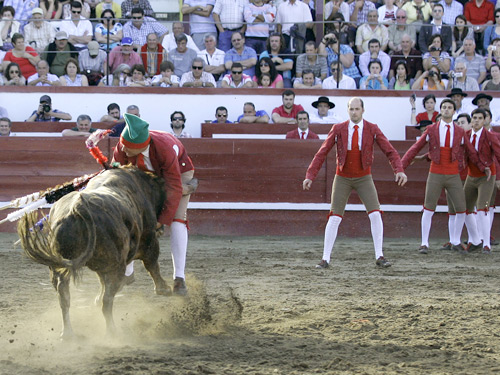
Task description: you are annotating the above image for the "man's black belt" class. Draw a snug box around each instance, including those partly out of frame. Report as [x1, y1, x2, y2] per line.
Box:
[224, 27, 241, 31]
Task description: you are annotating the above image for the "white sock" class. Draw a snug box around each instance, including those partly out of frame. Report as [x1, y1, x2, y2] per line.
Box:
[448, 214, 455, 243]
[125, 261, 134, 276]
[368, 211, 384, 259]
[489, 207, 495, 231]
[477, 210, 491, 248]
[421, 209, 434, 247]
[170, 221, 188, 279]
[322, 215, 342, 263]
[465, 213, 480, 245]
[452, 213, 466, 246]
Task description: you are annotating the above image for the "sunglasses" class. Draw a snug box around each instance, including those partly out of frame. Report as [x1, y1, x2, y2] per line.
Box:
[396, 16, 406, 19]
[232, 71, 242, 74]
[9, 70, 19, 74]
[172, 117, 184, 121]
[132, 16, 142, 19]
[260, 63, 269, 67]
[217, 114, 228, 117]
[192, 66, 203, 70]
[71, 10, 81, 13]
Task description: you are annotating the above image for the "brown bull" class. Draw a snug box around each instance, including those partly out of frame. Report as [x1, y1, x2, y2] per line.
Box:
[18, 166, 170, 339]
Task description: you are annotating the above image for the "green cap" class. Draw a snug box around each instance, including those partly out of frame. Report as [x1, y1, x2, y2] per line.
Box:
[120, 113, 151, 149]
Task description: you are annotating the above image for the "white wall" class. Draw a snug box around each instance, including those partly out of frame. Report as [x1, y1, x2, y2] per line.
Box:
[0, 91, 462, 140]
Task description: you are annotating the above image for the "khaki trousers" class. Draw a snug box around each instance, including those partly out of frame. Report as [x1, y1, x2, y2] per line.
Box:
[464, 175, 495, 213]
[174, 170, 194, 222]
[424, 173, 465, 212]
[331, 174, 380, 216]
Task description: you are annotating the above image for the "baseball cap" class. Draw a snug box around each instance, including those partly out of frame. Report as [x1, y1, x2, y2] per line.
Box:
[121, 37, 133, 46]
[39, 95, 51, 104]
[87, 41, 100, 56]
[55, 30, 68, 40]
[32, 7, 44, 15]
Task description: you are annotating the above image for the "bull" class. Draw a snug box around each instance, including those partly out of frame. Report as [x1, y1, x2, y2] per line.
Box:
[18, 166, 171, 339]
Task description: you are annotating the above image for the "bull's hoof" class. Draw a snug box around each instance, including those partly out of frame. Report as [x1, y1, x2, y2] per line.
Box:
[124, 273, 135, 285]
[60, 330, 75, 341]
[155, 285, 172, 296]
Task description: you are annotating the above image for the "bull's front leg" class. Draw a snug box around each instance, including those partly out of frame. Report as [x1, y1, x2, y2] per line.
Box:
[101, 272, 121, 336]
[56, 274, 74, 340]
[141, 239, 171, 296]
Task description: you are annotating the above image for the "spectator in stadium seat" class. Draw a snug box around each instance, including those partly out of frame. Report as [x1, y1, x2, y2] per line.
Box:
[483, 9, 500, 54]
[439, 0, 463, 26]
[252, 56, 283, 88]
[124, 63, 151, 86]
[23, 7, 55, 53]
[151, 60, 180, 87]
[98, 63, 131, 86]
[401, 0, 432, 31]
[26, 94, 72, 122]
[243, 0, 275, 55]
[411, 66, 445, 90]
[293, 70, 322, 89]
[446, 61, 479, 91]
[1, 62, 26, 85]
[286, 111, 319, 139]
[212, 106, 232, 123]
[237, 102, 270, 123]
[275, 0, 313, 52]
[221, 61, 253, 88]
[61, 0, 90, 19]
[212, 0, 247, 52]
[197, 33, 225, 81]
[418, 4, 452, 54]
[388, 60, 414, 90]
[121, 0, 154, 19]
[162, 22, 200, 53]
[359, 59, 389, 89]
[308, 96, 343, 124]
[318, 32, 361, 82]
[295, 41, 328, 81]
[94, 9, 123, 51]
[349, 0, 376, 27]
[388, 34, 423, 81]
[485, 38, 500, 71]
[180, 57, 216, 87]
[324, 0, 350, 28]
[421, 34, 451, 76]
[182, 0, 217, 51]
[481, 63, 500, 91]
[447, 88, 473, 119]
[42, 30, 78, 77]
[387, 9, 416, 54]
[123, 7, 168, 51]
[167, 33, 199, 77]
[260, 32, 293, 88]
[454, 38, 486, 84]
[95, 0, 122, 19]
[100, 102, 122, 123]
[355, 9, 389, 53]
[377, 0, 398, 26]
[140, 33, 167, 77]
[409, 93, 438, 125]
[2, 0, 38, 26]
[0, 117, 12, 137]
[464, 0, 494, 51]
[271, 89, 304, 124]
[39, 0, 63, 20]
[2, 33, 40, 79]
[451, 15, 473, 59]
[322, 61, 357, 89]
[224, 31, 257, 77]
[62, 114, 96, 137]
[58, 1, 93, 51]
[28, 59, 61, 86]
[358, 39, 391, 78]
[108, 37, 141, 73]
[79, 41, 107, 76]
[170, 111, 192, 138]
[109, 104, 140, 136]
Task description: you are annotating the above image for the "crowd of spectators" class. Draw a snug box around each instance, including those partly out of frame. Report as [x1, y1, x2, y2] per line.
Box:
[0, 0, 498, 92]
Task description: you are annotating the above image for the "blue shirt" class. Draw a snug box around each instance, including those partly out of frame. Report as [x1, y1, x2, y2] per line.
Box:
[237, 110, 269, 122]
[224, 46, 258, 76]
[30, 109, 64, 122]
[326, 44, 361, 79]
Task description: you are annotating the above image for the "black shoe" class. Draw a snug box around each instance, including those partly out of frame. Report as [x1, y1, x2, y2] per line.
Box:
[173, 277, 188, 296]
[315, 260, 329, 269]
[466, 242, 482, 253]
[491, 236, 499, 246]
[419, 245, 428, 254]
[376, 256, 391, 267]
[452, 244, 464, 252]
[482, 246, 492, 255]
[440, 242, 452, 250]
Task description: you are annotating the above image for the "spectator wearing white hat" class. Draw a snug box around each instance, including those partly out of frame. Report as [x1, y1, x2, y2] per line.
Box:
[23, 7, 56, 53]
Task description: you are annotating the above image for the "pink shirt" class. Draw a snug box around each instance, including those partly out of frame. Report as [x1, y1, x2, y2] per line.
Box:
[252, 73, 283, 88]
[109, 46, 142, 73]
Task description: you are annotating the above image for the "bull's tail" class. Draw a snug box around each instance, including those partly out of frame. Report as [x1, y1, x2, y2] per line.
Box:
[18, 194, 97, 284]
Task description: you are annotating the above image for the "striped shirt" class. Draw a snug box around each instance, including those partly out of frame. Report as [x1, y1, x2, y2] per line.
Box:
[213, 0, 247, 30]
[244, 2, 275, 38]
[122, 17, 168, 47]
[23, 20, 55, 53]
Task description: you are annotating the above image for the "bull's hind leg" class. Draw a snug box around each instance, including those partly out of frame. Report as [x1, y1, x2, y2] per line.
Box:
[99, 271, 122, 336]
[56, 272, 74, 340]
[141, 239, 171, 296]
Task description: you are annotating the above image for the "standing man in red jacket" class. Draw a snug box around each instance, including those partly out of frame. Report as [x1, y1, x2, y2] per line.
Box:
[303, 97, 407, 268]
[402, 99, 489, 254]
[285, 111, 320, 139]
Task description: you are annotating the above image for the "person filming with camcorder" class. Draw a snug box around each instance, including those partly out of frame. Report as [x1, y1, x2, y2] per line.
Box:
[26, 94, 72, 122]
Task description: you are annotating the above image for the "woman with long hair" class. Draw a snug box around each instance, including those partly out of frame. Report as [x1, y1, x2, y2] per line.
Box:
[60, 58, 89, 86]
[484, 9, 500, 53]
[410, 93, 439, 125]
[389, 60, 413, 90]
[412, 66, 445, 90]
[0, 6, 20, 50]
[359, 59, 388, 90]
[252, 56, 283, 88]
[1, 62, 26, 85]
[451, 15, 473, 58]
[260, 32, 293, 87]
[94, 9, 123, 51]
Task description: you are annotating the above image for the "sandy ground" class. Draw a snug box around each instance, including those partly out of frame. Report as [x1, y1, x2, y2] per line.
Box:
[1, 232, 500, 374]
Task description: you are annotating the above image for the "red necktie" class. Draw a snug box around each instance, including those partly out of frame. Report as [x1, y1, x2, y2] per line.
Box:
[301, 131, 305, 139]
[136, 153, 147, 171]
[472, 133, 477, 148]
[352, 125, 359, 151]
[444, 124, 450, 148]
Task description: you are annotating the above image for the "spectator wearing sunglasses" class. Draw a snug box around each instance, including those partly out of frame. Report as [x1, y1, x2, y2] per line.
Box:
[170, 111, 192, 138]
[180, 57, 216, 87]
[221, 62, 253, 88]
[1, 62, 26, 85]
[123, 7, 168, 51]
[58, 1, 93, 51]
[212, 106, 233, 124]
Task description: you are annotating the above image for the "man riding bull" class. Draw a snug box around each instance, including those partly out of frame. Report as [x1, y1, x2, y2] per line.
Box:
[113, 113, 196, 296]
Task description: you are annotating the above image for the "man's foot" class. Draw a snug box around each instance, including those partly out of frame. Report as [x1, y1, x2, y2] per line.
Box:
[482, 246, 492, 255]
[440, 242, 452, 250]
[419, 245, 428, 254]
[173, 277, 188, 296]
[452, 244, 464, 252]
[491, 236, 499, 246]
[124, 273, 135, 285]
[315, 260, 329, 269]
[466, 242, 482, 253]
[376, 256, 391, 267]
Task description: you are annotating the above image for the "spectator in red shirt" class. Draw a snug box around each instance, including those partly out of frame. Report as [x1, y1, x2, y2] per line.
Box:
[1, 33, 40, 79]
[464, 0, 494, 51]
[271, 89, 305, 124]
[410, 93, 439, 126]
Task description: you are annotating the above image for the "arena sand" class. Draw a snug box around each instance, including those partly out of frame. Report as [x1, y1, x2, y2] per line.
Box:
[1, 232, 500, 375]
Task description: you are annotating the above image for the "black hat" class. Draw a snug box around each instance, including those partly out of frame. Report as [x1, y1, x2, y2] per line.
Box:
[312, 96, 335, 109]
[472, 93, 493, 105]
[415, 120, 433, 129]
[446, 88, 467, 98]
[39, 95, 51, 104]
